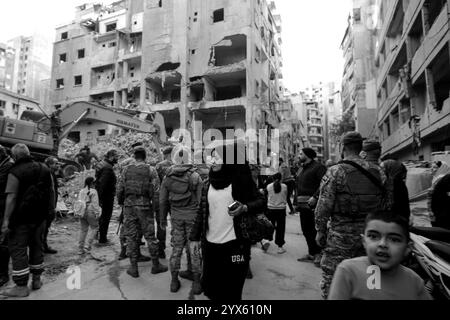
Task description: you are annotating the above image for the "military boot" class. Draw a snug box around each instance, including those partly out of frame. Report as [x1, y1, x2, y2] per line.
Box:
[179, 269, 194, 281]
[151, 259, 168, 275]
[191, 273, 203, 295]
[170, 271, 181, 293]
[31, 275, 43, 290]
[137, 248, 151, 263]
[127, 259, 139, 278]
[118, 245, 128, 261]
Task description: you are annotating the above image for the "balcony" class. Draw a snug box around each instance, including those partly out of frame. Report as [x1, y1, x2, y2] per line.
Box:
[189, 97, 247, 111]
[308, 122, 323, 128]
[382, 97, 450, 156]
[308, 132, 323, 138]
[411, 4, 449, 82]
[378, 80, 405, 121]
[376, 0, 400, 57]
[376, 38, 402, 90]
[150, 101, 182, 113]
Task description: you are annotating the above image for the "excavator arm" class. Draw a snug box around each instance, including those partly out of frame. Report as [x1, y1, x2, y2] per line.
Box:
[53, 101, 168, 153]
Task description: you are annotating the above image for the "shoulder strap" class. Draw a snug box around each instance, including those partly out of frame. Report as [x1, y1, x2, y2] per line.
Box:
[339, 160, 385, 192]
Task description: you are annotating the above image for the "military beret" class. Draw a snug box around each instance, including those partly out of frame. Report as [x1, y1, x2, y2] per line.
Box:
[363, 140, 382, 152]
[341, 131, 365, 145]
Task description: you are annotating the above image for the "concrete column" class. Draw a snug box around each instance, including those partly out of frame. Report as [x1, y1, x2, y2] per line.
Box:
[123, 60, 129, 80]
[114, 91, 120, 108]
[122, 89, 127, 106]
[140, 80, 146, 107]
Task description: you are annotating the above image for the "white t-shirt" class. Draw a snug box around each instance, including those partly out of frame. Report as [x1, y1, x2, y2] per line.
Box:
[267, 182, 288, 210]
[206, 184, 237, 244]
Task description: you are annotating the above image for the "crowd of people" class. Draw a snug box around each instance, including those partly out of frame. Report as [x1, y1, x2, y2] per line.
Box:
[0, 129, 448, 300]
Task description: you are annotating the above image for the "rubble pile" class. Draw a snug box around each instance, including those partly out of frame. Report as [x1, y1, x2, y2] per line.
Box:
[57, 133, 165, 212]
[58, 170, 96, 213]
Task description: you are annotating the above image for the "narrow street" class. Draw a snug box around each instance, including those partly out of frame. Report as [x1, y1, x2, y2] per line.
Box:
[2, 211, 321, 300]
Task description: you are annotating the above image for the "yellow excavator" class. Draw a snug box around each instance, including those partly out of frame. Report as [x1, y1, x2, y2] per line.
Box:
[0, 101, 168, 177]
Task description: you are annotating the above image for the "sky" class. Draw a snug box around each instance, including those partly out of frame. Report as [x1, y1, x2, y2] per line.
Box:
[0, 0, 352, 92]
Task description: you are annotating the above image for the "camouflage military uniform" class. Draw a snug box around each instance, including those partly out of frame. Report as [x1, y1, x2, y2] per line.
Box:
[117, 161, 161, 262]
[118, 158, 145, 254]
[160, 165, 203, 274]
[155, 159, 174, 256]
[315, 155, 388, 299]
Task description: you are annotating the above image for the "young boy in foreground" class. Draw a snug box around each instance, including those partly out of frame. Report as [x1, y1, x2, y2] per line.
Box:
[328, 211, 432, 300]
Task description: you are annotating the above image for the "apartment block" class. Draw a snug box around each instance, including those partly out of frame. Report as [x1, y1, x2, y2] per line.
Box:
[375, 0, 450, 161]
[341, 0, 378, 139]
[7, 34, 52, 102]
[51, 0, 284, 148]
[0, 43, 15, 91]
[296, 87, 326, 162]
[277, 94, 308, 162]
[0, 87, 40, 119]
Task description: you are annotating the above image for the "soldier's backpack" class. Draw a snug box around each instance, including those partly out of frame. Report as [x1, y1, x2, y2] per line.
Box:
[166, 169, 199, 208]
[338, 160, 390, 215]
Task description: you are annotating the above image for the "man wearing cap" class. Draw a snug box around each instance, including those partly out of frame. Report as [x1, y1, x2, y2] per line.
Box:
[361, 140, 382, 166]
[154, 146, 174, 259]
[294, 148, 327, 265]
[117, 146, 168, 278]
[314, 132, 388, 299]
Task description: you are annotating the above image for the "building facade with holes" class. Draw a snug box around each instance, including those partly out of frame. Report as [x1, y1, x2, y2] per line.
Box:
[375, 0, 450, 161]
[51, 0, 286, 160]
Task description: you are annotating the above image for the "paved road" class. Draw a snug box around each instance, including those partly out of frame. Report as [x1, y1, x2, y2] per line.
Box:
[2, 213, 322, 300]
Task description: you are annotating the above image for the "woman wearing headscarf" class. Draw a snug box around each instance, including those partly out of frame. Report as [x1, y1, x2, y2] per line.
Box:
[381, 160, 410, 220]
[189, 141, 266, 301]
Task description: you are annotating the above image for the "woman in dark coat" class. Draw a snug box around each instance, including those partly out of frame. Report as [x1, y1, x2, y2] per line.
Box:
[381, 160, 411, 221]
[189, 142, 266, 301]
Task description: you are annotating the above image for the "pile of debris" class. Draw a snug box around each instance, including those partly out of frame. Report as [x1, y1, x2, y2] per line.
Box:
[57, 132, 165, 211]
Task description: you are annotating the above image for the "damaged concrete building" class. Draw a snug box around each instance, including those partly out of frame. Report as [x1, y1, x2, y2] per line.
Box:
[50, 0, 285, 149]
[374, 0, 450, 161]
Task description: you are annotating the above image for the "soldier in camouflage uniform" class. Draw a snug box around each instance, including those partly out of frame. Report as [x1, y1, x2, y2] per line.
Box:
[160, 147, 203, 294]
[154, 146, 174, 259]
[117, 143, 149, 262]
[314, 132, 390, 299]
[117, 147, 168, 278]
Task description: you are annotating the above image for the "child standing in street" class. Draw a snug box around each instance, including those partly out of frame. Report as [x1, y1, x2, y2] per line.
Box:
[77, 177, 101, 255]
[328, 211, 432, 300]
[263, 173, 288, 254]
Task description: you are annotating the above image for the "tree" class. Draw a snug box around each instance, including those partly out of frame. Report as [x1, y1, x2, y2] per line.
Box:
[330, 112, 356, 140]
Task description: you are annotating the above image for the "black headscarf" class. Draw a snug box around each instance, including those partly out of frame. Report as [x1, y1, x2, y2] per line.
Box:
[209, 165, 232, 190]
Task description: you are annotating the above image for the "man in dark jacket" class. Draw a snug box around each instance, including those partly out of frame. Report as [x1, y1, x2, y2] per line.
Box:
[42, 157, 60, 254]
[295, 148, 327, 264]
[96, 150, 118, 244]
[0, 144, 54, 297]
[0, 145, 14, 288]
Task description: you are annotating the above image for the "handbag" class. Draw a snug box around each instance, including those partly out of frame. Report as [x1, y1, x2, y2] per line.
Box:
[238, 213, 274, 243]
